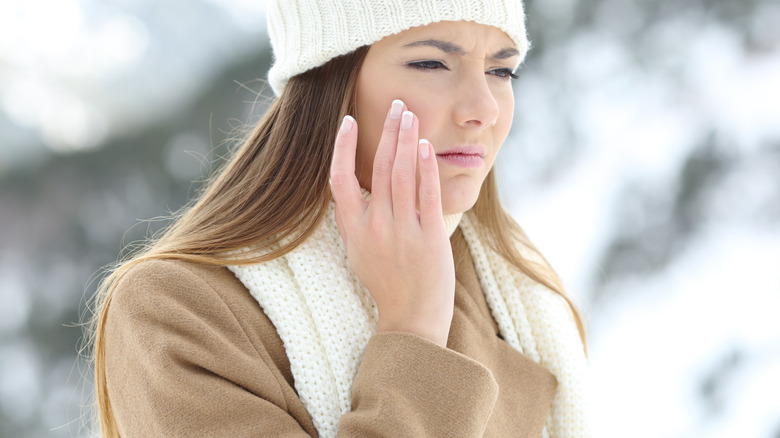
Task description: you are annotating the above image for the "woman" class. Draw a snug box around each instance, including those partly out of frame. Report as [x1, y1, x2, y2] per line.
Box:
[89, 1, 589, 437]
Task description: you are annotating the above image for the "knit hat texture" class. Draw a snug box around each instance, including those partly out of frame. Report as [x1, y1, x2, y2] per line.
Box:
[266, 0, 530, 96]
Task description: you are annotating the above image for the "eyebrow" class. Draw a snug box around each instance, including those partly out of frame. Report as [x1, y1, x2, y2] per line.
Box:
[403, 39, 520, 60]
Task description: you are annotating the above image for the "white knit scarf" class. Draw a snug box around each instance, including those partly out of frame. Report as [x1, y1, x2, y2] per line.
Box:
[228, 203, 590, 437]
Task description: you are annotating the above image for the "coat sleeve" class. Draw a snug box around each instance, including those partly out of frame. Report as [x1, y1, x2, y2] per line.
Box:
[104, 260, 499, 437]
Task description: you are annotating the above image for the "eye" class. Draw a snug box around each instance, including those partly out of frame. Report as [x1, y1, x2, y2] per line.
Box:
[489, 68, 519, 80]
[406, 60, 449, 71]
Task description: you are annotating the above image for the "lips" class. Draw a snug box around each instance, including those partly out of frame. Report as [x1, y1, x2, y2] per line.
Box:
[435, 145, 486, 168]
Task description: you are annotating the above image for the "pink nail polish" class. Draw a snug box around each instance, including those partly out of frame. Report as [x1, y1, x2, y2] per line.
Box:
[389, 100, 404, 119]
[401, 111, 413, 130]
[340, 115, 354, 134]
[419, 139, 430, 159]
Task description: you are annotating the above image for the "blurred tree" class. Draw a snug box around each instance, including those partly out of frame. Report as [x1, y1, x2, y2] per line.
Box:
[1, 0, 778, 436]
[0, 46, 272, 437]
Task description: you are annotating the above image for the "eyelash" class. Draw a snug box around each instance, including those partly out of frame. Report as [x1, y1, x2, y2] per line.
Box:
[406, 60, 519, 80]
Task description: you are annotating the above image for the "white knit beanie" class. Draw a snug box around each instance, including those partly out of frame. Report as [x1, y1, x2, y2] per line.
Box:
[266, 0, 530, 96]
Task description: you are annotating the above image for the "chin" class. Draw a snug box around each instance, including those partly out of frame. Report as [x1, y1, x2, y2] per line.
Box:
[441, 186, 481, 215]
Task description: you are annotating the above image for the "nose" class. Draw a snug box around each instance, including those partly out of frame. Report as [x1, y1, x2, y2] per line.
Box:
[452, 69, 501, 129]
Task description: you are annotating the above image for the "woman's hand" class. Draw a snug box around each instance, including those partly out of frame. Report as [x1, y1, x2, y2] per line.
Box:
[329, 99, 456, 347]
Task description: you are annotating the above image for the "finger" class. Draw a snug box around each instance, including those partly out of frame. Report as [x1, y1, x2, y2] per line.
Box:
[334, 202, 348, 247]
[417, 139, 445, 230]
[370, 99, 405, 214]
[330, 115, 366, 221]
[391, 110, 419, 221]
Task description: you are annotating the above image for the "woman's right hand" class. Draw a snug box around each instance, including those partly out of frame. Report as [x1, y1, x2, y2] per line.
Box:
[329, 99, 456, 347]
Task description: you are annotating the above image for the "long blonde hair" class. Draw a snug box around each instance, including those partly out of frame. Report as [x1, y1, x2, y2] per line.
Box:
[87, 45, 585, 438]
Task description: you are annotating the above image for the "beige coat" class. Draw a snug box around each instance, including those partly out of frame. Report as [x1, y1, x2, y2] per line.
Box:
[105, 229, 557, 437]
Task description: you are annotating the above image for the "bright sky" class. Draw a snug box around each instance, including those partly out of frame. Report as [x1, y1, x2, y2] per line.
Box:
[0, 1, 779, 436]
[0, 0, 268, 154]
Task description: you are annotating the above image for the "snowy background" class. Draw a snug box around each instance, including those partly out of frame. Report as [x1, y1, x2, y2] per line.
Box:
[0, 0, 778, 437]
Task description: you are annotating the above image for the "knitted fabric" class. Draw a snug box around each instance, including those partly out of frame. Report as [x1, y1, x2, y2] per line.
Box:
[266, 0, 530, 95]
[228, 203, 590, 437]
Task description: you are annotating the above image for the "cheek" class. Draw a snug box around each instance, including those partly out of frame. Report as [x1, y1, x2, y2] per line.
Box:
[354, 73, 389, 176]
[494, 93, 515, 147]
[354, 71, 432, 160]
[406, 96, 442, 139]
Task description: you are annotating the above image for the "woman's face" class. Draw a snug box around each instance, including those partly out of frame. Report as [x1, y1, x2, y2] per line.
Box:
[354, 20, 519, 215]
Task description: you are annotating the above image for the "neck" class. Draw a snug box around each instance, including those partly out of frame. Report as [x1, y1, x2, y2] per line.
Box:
[443, 211, 464, 237]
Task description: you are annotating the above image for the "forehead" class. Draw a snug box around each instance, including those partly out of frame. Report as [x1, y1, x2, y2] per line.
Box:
[377, 20, 516, 52]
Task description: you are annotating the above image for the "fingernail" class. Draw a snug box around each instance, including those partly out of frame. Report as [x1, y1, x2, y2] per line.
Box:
[419, 139, 430, 159]
[401, 111, 413, 130]
[389, 99, 404, 119]
[340, 115, 354, 134]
